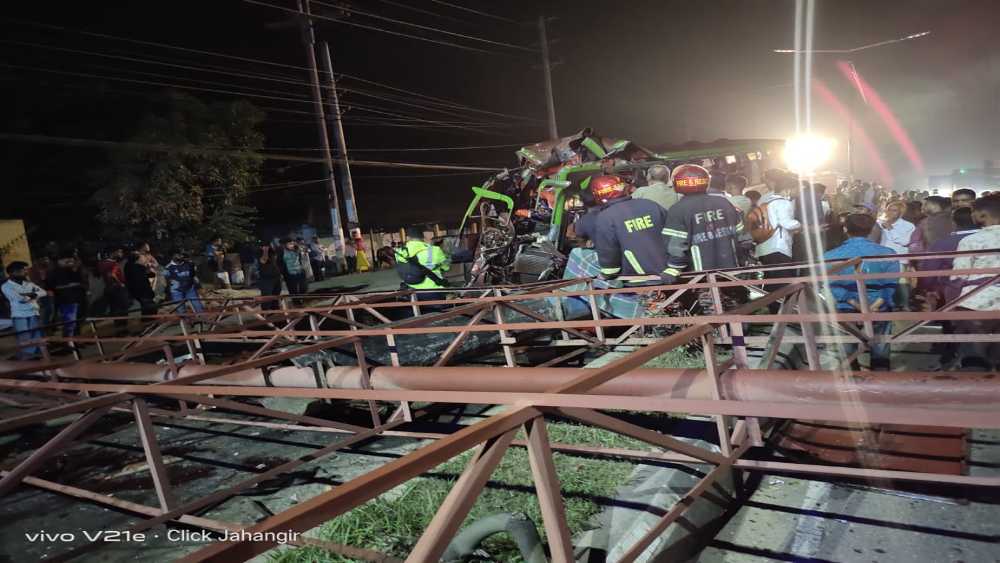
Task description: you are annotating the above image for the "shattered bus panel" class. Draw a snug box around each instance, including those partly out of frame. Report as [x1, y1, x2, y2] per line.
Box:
[457, 129, 784, 286]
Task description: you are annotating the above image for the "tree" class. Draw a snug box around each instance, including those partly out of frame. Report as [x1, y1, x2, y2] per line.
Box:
[93, 92, 265, 251]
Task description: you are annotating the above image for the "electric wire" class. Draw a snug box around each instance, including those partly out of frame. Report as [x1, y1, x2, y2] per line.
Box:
[257, 142, 524, 152]
[0, 132, 507, 171]
[244, 0, 516, 56]
[310, 0, 537, 52]
[337, 72, 542, 122]
[2, 18, 540, 123]
[1, 38, 320, 93]
[0, 17, 317, 74]
[368, 0, 473, 26]
[3, 37, 537, 125]
[425, 0, 519, 24]
[0, 61, 318, 106]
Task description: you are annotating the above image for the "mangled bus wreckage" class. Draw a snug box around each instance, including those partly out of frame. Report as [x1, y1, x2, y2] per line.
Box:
[455, 129, 784, 288]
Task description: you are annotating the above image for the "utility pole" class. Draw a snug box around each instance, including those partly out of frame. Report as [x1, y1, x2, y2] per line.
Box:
[319, 42, 359, 233]
[298, 0, 346, 271]
[538, 15, 558, 140]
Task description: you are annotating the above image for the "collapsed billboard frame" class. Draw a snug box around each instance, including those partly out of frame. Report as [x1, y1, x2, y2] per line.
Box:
[0, 250, 999, 562]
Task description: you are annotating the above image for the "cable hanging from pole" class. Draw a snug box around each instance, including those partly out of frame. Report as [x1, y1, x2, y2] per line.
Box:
[243, 0, 521, 56]
[0, 132, 508, 171]
[426, 0, 519, 24]
[0, 16, 318, 74]
[309, 0, 538, 53]
[3, 18, 539, 122]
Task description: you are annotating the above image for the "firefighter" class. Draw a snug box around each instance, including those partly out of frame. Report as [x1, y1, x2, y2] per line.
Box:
[583, 175, 671, 284]
[661, 164, 743, 284]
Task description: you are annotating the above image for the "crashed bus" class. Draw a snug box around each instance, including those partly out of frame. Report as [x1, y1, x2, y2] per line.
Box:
[455, 129, 785, 289]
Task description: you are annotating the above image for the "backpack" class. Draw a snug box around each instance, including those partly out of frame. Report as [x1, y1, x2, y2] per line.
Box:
[395, 253, 426, 285]
[746, 202, 775, 244]
[394, 247, 447, 287]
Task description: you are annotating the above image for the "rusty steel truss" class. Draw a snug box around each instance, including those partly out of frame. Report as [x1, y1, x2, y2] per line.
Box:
[1, 249, 999, 562]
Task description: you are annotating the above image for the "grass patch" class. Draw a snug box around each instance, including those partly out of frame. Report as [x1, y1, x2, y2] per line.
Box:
[269, 422, 648, 562]
[643, 346, 705, 369]
[642, 343, 733, 370]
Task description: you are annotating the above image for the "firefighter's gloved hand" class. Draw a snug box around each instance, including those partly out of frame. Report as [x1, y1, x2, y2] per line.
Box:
[597, 272, 619, 282]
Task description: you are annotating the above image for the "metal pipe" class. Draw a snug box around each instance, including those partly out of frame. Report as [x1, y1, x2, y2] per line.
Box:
[4, 360, 997, 409]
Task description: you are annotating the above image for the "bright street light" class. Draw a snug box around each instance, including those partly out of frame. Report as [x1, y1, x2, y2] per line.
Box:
[784, 134, 836, 174]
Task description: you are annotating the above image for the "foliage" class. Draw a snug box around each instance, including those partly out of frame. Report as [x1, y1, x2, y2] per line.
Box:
[92, 92, 264, 251]
[269, 422, 649, 563]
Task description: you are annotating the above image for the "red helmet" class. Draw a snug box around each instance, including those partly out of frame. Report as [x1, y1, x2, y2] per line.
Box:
[589, 175, 629, 204]
[672, 164, 711, 195]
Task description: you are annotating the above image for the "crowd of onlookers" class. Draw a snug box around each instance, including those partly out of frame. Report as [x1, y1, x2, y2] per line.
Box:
[585, 167, 1000, 371]
[0, 233, 376, 359]
[4, 181, 1000, 370]
[753, 178, 1000, 371]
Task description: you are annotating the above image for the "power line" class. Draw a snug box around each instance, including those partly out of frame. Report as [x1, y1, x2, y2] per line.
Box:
[204, 178, 329, 198]
[340, 100, 510, 126]
[1, 38, 320, 93]
[244, 0, 513, 55]
[310, 0, 537, 53]
[368, 0, 473, 26]
[0, 61, 317, 106]
[3, 19, 539, 123]
[1, 16, 317, 74]
[351, 170, 494, 179]
[337, 83, 542, 123]
[80, 61, 312, 101]
[3, 39, 534, 126]
[336, 72, 541, 122]
[4, 60, 512, 128]
[0, 132, 507, 171]
[257, 142, 525, 152]
[426, 0, 519, 24]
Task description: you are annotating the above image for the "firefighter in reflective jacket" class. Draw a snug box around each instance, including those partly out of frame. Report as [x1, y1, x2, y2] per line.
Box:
[661, 164, 743, 284]
[394, 227, 450, 290]
[581, 175, 671, 283]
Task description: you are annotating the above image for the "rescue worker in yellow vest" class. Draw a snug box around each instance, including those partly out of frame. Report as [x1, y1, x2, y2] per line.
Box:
[394, 226, 450, 291]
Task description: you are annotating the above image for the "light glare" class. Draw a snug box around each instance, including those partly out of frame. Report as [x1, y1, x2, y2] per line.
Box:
[783, 134, 836, 174]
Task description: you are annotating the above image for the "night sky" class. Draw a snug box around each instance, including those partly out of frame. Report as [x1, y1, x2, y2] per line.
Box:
[2, 0, 998, 242]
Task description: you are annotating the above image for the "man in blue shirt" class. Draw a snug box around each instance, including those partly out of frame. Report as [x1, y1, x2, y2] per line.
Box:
[823, 213, 900, 370]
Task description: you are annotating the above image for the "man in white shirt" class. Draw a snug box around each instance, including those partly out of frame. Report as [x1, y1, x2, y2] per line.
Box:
[879, 200, 916, 310]
[878, 201, 915, 257]
[752, 169, 802, 312]
[952, 196, 1000, 369]
[2, 261, 47, 359]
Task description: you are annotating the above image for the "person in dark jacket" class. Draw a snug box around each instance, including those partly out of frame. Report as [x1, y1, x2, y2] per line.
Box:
[582, 175, 670, 285]
[909, 196, 954, 253]
[662, 164, 743, 282]
[256, 251, 283, 311]
[793, 180, 831, 264]
[47, 252, 86, 337]
[164, 250, 203, 314]
[125, 252, 157, 316]
[98, 246, 131, 335]
[915, 206, 980, 365]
